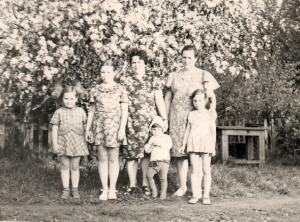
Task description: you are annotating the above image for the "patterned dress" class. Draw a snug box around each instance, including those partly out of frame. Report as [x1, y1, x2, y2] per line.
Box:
[120, 74, 160, 159]
[50, 106, 89, 157]
[89, 84, 128, 148]
[165, 68, 219, 157]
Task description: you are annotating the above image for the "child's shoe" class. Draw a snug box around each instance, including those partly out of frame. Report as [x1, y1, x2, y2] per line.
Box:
[173, 187, 187, 197]
[159, 193, 167, 200]
[188, 197, 200, 204]
[72, 188, 80, 199]
[107, 190, 117, 200]
[61, 188, 70, 199]
[202, 197, 211, 205]
[99, 190, 108, 201]
[152, 191, 158, 198]
[125, 187, 137, 195]
[142, 186, 151, 196]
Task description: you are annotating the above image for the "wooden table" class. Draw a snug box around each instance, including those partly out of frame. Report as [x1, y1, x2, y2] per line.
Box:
[217, 126, 267, 165]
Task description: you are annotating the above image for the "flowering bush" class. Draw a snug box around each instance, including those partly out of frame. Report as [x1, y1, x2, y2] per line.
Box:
[0, 0, 276, 116]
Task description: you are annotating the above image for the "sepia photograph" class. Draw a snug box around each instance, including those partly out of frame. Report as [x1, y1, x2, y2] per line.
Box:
[0, 0, 299, 221]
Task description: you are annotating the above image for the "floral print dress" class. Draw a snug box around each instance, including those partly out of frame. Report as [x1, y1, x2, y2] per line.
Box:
[120, 74, 160, 159]
[165, 68, 219, 157]
[89, 84, 128, 148]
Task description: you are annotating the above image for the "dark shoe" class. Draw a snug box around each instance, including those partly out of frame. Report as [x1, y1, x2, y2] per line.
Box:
[142, 186, 151, 196]
[125, 187, 137, 195]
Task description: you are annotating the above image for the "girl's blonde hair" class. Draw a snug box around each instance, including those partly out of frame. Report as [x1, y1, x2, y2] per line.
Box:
[60, 85, 78, 98]
[191, 89, 211, 110]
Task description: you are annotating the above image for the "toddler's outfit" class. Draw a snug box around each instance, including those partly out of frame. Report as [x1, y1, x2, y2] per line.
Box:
[145, 116, 172, 199]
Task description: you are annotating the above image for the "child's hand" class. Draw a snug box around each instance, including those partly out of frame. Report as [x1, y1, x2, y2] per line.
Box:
[53, 144, 63, 156]
[85, 131, 94, 143]
[136, 152, 144, 159]
[117, 129, 125, 141]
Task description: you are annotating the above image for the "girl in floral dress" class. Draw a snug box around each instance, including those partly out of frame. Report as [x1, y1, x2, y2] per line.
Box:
[119, 49, 168, 195]
[165, 45, 219, 197]
[50, 86, 89, 199]
[86, 60, 128, 200]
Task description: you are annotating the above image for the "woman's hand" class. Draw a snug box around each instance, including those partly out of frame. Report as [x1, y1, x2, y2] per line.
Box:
[163, 119, 168, 131]
[117, 129, 125, 141]
[178, 146, 186, 154]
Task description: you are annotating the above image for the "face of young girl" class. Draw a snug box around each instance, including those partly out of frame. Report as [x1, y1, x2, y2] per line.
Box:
[182, 50, 197, 69]
[101, 65, 116, 84]
[131, 56, 145, 75]
[63, 92, 77, 109]
[193, 94, 206, 110]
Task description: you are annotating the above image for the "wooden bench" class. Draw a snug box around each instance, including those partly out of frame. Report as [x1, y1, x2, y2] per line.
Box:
[217, 125, 267, 166]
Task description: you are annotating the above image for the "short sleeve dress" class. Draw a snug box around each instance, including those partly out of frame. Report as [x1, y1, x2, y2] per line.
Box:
[89, 83, 128, 148]
[50, 106, 89, 157]
[186, 110, 217, 156]
[165, 68, 219, 157]
[120, 74, 160, 159]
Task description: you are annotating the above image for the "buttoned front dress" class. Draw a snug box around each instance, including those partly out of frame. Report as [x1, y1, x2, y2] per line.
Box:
[50, 106, 89, 157]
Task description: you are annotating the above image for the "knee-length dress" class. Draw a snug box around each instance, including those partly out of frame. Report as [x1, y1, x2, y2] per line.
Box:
[120, 74, 160, 159]
[186, 110, 217, 156]
[165, 68, 219, 157]
[50, 106, 89, 157]
[89, 84, 128, 148]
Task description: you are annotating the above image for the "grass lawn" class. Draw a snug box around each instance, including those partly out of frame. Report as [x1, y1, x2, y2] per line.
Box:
[0, 157, 300, 221]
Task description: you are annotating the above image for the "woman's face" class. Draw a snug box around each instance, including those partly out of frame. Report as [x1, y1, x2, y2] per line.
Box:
[101, 65, 115, 83]
[182, 50, 197, 68]
[131, 56, 146, 75]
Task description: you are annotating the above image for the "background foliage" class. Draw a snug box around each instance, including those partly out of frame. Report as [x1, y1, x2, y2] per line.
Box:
[0, 0, 299, 154]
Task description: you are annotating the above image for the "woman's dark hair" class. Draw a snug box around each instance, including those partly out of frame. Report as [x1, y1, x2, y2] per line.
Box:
[129, 49, 148, 65]
[181, 45, 198, 57]
[191, 89, 211, 110]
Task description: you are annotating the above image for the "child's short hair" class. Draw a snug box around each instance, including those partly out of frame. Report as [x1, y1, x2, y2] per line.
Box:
[191, 89, 211, 110]
[61, 85, 78, 98]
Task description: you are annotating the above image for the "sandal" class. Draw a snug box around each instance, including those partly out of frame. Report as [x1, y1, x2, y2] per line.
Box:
[142, 186, 151, 196]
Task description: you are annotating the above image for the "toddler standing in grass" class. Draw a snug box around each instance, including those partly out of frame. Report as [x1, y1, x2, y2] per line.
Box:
[50, 86, 89, 199]
[179, 89, 217, 205]
[145, 116, 172, 199]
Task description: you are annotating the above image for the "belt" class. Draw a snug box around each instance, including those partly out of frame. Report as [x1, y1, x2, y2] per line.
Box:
[149, 160, 170, 167]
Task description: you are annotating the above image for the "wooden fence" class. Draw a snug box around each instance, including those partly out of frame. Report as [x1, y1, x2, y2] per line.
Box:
[0, 109, 274, 164]
[0, 110, 52, 159]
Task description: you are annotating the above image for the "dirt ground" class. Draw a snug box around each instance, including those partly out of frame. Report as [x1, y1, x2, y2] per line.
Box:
[1, 194, 300, 222]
